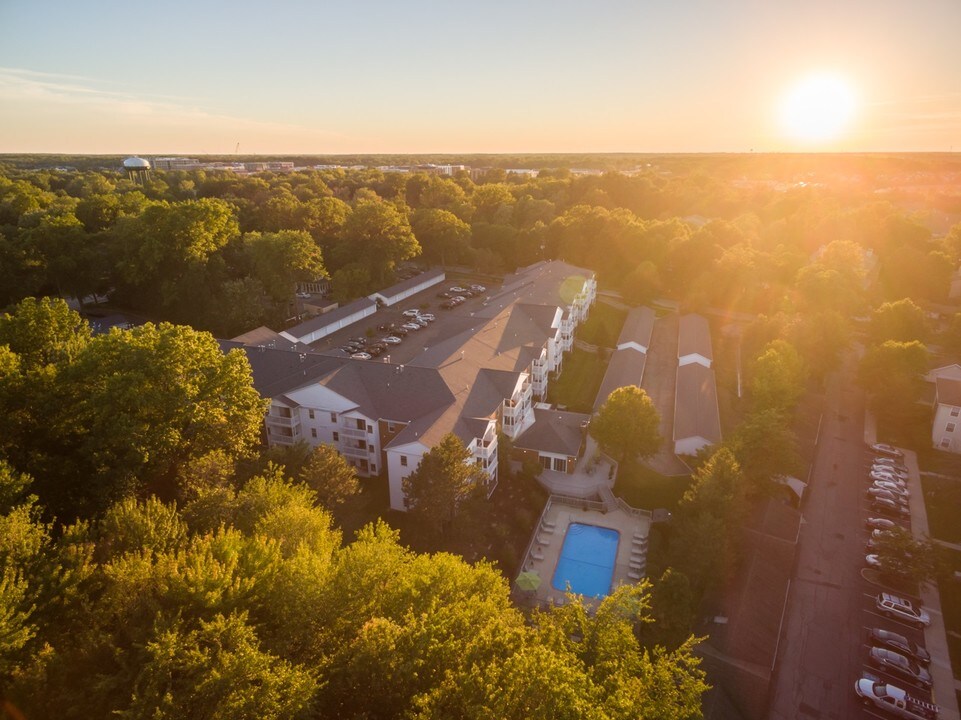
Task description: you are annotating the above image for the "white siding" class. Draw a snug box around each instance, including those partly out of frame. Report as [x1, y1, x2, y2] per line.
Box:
[933, 403, 961, 454]
[679, 353, 712, 369]
[386, 441, 428, 511]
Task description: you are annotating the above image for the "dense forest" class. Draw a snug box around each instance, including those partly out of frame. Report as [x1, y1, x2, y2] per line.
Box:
[1, 155, 960, 717]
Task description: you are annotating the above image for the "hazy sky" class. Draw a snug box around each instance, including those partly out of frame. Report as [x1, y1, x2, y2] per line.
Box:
[1, 0, 959, 154]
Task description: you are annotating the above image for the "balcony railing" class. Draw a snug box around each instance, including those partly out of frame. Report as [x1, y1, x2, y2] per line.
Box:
[338, 426, 367, 439]
[266, 415, 300, 430]
[340, 445, 369, 459]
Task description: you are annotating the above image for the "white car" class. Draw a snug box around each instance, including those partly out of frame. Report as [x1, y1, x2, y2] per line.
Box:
[866, 517, 897, 531]
[872, 464, 909, 480]
[402, 309, 421, 318]
[296, 291, 311, 299]
[867, 487, 907, 506]
[382, 336, 402, 345]
[871, 443, 904, 459]
[401, 322, 422, 331]
[449, 286, 468, 293]
[419, 313, 435, 322]
[350, 352, 372, 360]
[874, 457, 908, 471]
[873, 477, 908, 493]
[870, 470, 907, 485]
[413, 316, 430, 327]
[877, 593, 930, 627]
[469, 284, 486, 293]
[865, 554, 883, 569]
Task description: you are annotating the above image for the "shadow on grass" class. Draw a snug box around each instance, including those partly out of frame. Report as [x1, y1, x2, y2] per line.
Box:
[614, 458, 692, 512]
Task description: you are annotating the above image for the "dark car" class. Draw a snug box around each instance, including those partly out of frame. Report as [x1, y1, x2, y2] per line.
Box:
[872, 497, 910, 518]
[367, 345, 384, 357]
[377, 323, 393, 332]
[441, 299, 457, 309]
[436, 291, 452, 299]
[868, 647, 932, 688]
[391, 326, 409, 336]
[868, 628, 931, 666]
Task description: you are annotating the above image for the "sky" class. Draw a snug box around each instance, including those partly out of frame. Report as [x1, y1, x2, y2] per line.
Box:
[1, 0, 959, 155]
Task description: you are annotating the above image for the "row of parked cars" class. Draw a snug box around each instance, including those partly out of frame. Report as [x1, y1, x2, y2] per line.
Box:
[857, 443, 939, 719]
[339, 313, 437, 359]
[437, 284, 486, 309]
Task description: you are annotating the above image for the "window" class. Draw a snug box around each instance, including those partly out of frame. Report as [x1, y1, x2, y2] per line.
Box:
[308, 409, 315, 420]
[947, 423, 957, 433]
[942, 438, 951, 448]
[311, 428, 317, 438]
[540, 456, 551, 470]
[332, 431, 339, 441]
[952, 407, 960, 418]
[371, 465, 376, 472]
[355, 418, 365, 430]
[367, 424, 373, 433]
[553, 457, 566, 472]
[387, 421, 397, 432]
[330, 412, 337, 423]
[400, 456, 408, 467]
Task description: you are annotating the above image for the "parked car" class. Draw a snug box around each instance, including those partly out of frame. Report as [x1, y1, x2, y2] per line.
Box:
[872, 498, 910, 518]
[873, 480, 909, 498]
[401, 322, 422, 331]
[441, 299, 458, 309]
[449, 286, 468, 293]
[391, 327, 409, 336]
[866, 517, 898, 531]
[876, 593, 930, 627]
[865, 554, 884, 570]
[470, 284, 486, 293]
[868, 628, 931, 666]
[382, 336, 402, 345]
[855, 678, 939, 719]
[460, 289, 475, 297]
[402, 309, 421, 318]
[349, 337, 368, 345]
[868, 470, 905, 485]
[377, 323, 393, 332]
[419, 313, 435, 322]
[871, 443, 904, 459]
[868, 647, 932, 689]
[350, 352, 372, 360]
[872, 476, 908, 493]
[413, 316, 429, 327]
[867, 487, 908, 506]
[436, 291, 452, 298]
[367, 346, 384, 357]
[875, 457, 908, 472]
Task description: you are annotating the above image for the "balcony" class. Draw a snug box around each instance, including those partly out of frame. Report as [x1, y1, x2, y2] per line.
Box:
[340, 445, 369, 460]
[266, 415, 300, 431]
[339, 426, 367, 439]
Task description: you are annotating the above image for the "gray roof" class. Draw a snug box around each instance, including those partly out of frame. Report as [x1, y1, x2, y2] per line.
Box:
[937, 377, 961, 407]
[678, 313, 712, 361]
[485, 260, 594, 317]
[219, 341, 346, 397]
[594, 348, 647, 411]
[463, 368, 523, 419]
[617, 306, 656, 350]
[515, 408, 590, 456]
[318, 362, 454, 423]
[673, 363, 721, 443]
[231, 325, 306, 351]
[283, 297, 376, 339]
[370, 268, 445, 301]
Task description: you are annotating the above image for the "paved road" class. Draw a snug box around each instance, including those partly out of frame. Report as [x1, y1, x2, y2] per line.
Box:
[768, 352, 937, 720]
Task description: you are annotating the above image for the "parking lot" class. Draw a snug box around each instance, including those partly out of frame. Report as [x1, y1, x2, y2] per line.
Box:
[768, 351, 943, 720]
[305, 280, 496, 365]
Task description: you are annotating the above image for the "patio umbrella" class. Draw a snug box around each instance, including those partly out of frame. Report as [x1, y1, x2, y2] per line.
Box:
[516, 570, 541, 592]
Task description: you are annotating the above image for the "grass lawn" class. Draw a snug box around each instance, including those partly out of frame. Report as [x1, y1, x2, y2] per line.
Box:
[921, 475, 961, 544]
[876, 404, 933, 453]
[936, 548, 961, 680]
[576, 302, 627, 348]
[614, 458, 692, 512]
[546, 348, 608, 413]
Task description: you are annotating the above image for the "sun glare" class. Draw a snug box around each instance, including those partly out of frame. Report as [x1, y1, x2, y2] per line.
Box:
[780, 73, 856, 145]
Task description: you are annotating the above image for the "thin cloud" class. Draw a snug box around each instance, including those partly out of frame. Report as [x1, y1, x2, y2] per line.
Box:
[0, 66, 350, 141]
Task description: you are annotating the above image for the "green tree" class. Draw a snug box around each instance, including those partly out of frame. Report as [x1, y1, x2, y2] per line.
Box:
[243, 230, 326, 304]
[299, 444, 360, 510]
[339, 199, 420, 286]
[590, 386, 661, 464]
[411, 207, 471, 266]
[0, 296, 91, 371]
[330, 263, 373, 303]
[858, 340, 928, 420]
[401, 434, 488, 543]
[750, 339, 805, 414]
[730, 409, 800, 497]
[870, 298, 928, 344]
[120, 612, 317, 720]
[872, 526, 939, 589]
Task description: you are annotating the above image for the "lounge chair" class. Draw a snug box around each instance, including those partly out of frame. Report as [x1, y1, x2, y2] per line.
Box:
[532, 550, 544, 561]
[628, 570, 641, 580]
[537, 535, 550, 546]
[540, 525, 555, 534]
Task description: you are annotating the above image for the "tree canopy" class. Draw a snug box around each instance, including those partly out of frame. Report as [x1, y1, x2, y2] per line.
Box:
[590, 386, 662, 464]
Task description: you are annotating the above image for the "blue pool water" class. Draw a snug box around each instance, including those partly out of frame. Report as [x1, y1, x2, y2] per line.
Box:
[551, 523, 620, 598]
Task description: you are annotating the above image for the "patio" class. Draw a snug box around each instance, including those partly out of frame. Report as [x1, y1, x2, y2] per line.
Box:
[535, 435, 618, 499]
[514, 494, 652, 610]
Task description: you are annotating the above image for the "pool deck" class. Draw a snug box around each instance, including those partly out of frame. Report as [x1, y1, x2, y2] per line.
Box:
[516, 495, 651, 609]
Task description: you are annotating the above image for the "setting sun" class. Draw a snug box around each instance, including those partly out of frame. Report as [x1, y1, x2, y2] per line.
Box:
[780, 73, 856, 145]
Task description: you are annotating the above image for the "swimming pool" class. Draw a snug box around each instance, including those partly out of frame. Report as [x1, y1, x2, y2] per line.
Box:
[551, 523, 620, 598]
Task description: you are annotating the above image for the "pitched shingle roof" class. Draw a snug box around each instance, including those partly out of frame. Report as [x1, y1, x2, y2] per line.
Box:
[515, 408, 590, 456]
[218, 341, 346, 397]
[594, 348, 647, 411]
[318, 362, 454, 422]
[678, 313, 713, 361]
[673, 362, 721, 444]
[283, 297, 376, 339]
[937, 377, 961, 407]
[617, 306, 656, 351]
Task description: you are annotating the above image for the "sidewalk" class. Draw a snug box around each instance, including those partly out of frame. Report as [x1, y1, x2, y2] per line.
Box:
[866, 411, 961, 719]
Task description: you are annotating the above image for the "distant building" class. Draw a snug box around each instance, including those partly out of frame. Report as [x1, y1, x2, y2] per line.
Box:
[152, 157, 201, 171]
[122, 156, 151, 184]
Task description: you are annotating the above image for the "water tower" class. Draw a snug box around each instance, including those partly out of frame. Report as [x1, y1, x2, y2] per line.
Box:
[123, 156, 151, 185]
